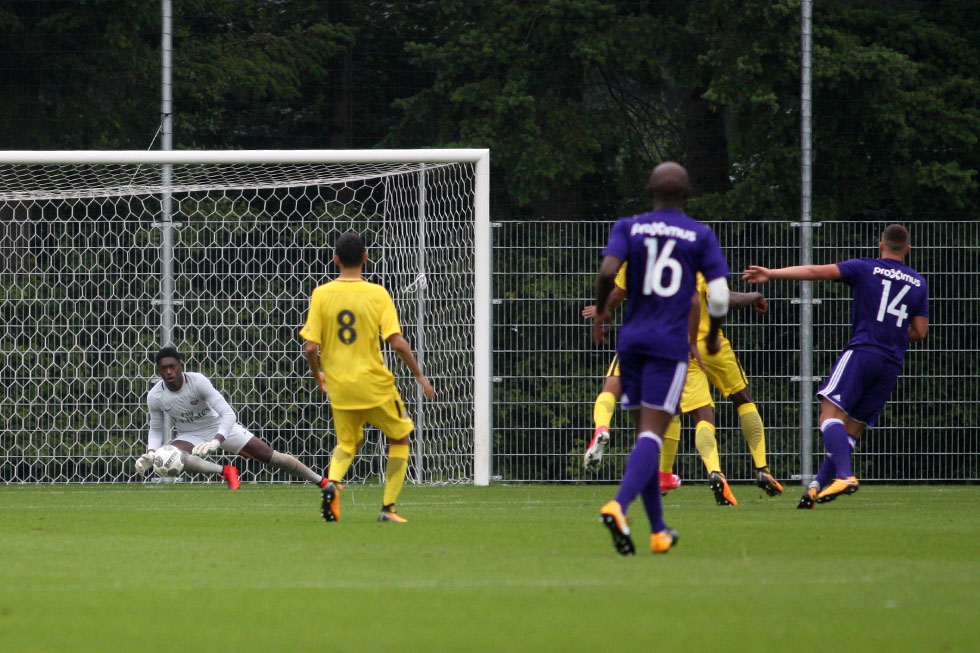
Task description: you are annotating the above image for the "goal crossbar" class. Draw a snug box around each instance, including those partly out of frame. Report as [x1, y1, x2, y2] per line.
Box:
[0, 149, 490, 166]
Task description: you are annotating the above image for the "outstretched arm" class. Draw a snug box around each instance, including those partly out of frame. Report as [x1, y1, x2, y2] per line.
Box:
[729, 290, 768, 313]
[387, 334, 435, 399]
[743, 263, 841, 283]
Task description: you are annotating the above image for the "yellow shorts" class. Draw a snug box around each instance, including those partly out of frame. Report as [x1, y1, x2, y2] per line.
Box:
[679, 362, 714, 413]
[698, 336, 749, 397]
[332, 394, 415, 446]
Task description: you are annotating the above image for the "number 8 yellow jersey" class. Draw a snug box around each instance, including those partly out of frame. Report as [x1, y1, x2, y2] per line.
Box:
[299, 278, 402, 409]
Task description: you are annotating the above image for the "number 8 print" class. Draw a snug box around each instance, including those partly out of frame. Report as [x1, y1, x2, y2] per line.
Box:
[337, 310, 357, 344]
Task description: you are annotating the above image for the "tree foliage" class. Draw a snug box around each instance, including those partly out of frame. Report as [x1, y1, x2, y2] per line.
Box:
[1, 0, 976, 219]
[0, 1, 159, 148]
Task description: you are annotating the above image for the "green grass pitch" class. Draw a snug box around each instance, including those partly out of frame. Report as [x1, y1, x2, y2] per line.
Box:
[2, 483, 978, 652]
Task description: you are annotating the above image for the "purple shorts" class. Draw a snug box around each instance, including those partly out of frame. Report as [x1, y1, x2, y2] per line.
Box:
[817, 348, 902, 427]
[617, 352, 688, 413]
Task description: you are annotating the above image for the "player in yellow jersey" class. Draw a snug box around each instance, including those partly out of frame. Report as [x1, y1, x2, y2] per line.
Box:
[583, 267, 782, 504]
[659, 271, 783, 506]
[300, 232, 435, 523]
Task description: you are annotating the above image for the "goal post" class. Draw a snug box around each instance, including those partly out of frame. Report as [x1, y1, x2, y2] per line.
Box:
[0, 149, 492, 486]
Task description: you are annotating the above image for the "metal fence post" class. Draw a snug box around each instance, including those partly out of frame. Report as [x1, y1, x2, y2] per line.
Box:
[799, 0, 815, 483]
[414, 164, 427, 481]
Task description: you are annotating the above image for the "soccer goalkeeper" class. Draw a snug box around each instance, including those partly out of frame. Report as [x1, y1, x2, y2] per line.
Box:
[136, 347, 330, 491]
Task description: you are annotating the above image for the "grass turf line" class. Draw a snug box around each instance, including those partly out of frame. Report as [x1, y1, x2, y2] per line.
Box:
[1, 484, 978, 652]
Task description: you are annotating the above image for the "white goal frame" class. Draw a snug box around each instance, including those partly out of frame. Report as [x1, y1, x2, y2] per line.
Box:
[0, 149, 492, 486]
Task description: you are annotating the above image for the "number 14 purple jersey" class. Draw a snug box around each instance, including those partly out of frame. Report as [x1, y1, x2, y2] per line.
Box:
[836, 258, 928, 364]
[602, 208, 729, 362]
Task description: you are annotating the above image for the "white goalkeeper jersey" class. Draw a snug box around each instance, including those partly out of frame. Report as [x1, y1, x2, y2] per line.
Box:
[146, 372, 238, 449]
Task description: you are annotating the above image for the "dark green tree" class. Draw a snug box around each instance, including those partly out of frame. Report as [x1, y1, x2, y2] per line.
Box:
[174, 0, 353, 148]
[0, 1, 159, 148]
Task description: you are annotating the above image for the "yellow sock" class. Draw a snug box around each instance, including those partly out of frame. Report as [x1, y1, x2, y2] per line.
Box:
[593, 391, 617, 429]
[738, 403, 768, 469]
[695, 421, 722, 475]
[660, 416, 681, 473]
[327, 445, 355, 482]
[383, 444, 410, 507]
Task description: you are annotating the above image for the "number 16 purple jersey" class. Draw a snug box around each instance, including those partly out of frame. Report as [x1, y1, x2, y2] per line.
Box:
[602, 208, 729, 362]
[836, 258, 929, 364]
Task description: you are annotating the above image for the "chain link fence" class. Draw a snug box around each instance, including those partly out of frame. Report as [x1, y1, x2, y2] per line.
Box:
[3, 200, 976, 484]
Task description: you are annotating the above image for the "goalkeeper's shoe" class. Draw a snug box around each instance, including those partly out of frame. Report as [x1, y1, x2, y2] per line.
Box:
[600, 500, 635, 556]
[222, 465, 240, 491]
[659, 471, 681, 494]
[816, 476, 859, 503]
[320, 481, 341, 522]
[378, 504, 408, 523]
[797, 486, 818, 510]
[583, 426, 610, 471]
[708, 471, 738, 506]
[755, 467, 784, 496]
[650, 528, 679, 554]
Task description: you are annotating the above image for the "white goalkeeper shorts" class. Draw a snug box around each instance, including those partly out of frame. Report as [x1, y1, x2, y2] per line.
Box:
[174, 423, 255, 455]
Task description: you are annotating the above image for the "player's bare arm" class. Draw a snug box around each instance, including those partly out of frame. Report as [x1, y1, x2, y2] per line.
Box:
[705, 316, 723, 355]
[730, 290, 768, 313]
[592, 255, 621, 344]
[688, 292, 706, 370]
[909, 315, 929, 341]
[582, 286, 627, 318]
[742, 263, 841, 283]
[703, 277, 730, 355]
[302, 338, 329, 395]
[387, 333, 435, 399]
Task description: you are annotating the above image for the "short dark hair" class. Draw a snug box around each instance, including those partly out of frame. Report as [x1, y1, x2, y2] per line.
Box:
[881, 224, 909, 253]
[335, 231, 366, 267]
[155, 347, 182, 364]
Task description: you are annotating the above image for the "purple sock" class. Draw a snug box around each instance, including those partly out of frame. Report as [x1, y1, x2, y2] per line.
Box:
[821, 420, 854, 478]
[640, 474, 667, 534]
[614, 435, 661, 512]
[814, 456, 836, 488]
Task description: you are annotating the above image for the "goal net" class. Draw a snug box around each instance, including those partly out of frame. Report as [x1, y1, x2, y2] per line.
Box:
[0, 150, 491, 485]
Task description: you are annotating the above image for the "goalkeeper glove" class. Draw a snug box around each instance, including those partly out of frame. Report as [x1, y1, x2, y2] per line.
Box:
[192, 439, 222, 457]
[135, 452, 155, 475]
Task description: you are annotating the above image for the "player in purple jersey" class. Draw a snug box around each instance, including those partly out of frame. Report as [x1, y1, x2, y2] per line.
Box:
[743, 224, 928, 507]
[593, 162, 730, 555]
